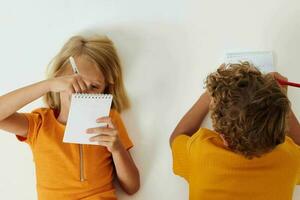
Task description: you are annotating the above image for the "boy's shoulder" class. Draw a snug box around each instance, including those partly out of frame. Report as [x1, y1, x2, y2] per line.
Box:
[183, 128, 223, 151]
[189, 128, 220, 144]
[283, 136, 300, 154]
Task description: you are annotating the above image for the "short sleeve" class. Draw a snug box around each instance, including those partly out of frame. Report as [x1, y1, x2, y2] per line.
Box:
[296, 147, 300, 185]
[16, 110, 43, 146]
[296, 161, 300, 185]
[110, 110, 133, 150]
[171, 135, 190, 180]
[282, 136, 300, 185]
[284, 136, 300, 185]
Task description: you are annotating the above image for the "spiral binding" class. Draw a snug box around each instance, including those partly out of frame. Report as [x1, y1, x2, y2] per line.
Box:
[73, 93, 113, 99]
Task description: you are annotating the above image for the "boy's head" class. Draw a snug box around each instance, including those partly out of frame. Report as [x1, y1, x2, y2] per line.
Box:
[206, 62, 290, 159]
[44, 35, 130, 113]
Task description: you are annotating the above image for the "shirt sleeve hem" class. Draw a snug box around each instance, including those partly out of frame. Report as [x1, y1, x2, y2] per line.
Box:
[15, 113, 34, 144]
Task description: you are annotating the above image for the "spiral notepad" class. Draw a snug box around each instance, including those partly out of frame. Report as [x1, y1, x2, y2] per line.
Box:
[63, 93, 113, 145]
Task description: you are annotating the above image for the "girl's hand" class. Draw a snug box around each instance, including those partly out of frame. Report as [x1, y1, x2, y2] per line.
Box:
[86, 117, 123, 153]
[47, 74, 98, 94]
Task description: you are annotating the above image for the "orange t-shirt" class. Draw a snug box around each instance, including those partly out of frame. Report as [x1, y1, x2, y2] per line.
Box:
[172, 128, 300, 200]
[17, 108, 133, 200]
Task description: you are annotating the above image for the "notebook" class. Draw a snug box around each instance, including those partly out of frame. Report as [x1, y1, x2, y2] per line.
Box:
[63, 93, 113, 145]
[225, 51, 274, 73]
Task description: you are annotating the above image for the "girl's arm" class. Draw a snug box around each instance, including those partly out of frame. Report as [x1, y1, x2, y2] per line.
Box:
[169, 91, 211, 145]
[0, 80, 51, 136]
[112, 147, 140, 195]
[0, 74, 95, 136]
[87, 118, 140, 195]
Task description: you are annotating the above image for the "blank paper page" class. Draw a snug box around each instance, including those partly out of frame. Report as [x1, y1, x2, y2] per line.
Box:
[63, 93, 113, 145]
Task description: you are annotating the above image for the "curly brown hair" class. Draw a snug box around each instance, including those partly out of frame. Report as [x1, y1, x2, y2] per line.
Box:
[205, 62, 290, 159]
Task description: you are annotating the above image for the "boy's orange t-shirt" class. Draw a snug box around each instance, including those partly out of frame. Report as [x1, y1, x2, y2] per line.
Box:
[172, 128, 300, 200]
[16, 108, 133, 200]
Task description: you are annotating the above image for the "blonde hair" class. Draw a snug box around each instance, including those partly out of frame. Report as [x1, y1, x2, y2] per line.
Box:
[43, 35, 130, 112]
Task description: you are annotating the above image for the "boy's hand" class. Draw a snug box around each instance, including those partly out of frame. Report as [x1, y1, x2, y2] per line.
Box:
[86, 117, 123, 153]
[269, 72, 288, 94]
[47, 74, 100, 94]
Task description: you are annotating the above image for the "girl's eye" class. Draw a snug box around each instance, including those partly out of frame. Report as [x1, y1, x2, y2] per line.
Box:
[91, 85, 99, 89]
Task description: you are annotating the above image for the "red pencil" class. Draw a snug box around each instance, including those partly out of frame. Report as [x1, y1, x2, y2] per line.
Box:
[277, 78, 300, 88]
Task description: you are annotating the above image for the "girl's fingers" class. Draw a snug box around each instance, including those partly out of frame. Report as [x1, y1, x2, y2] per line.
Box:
[89, 135, 114, 142]
[96, 116, 111, 122]
[86, 127, 114, 133]
[86, 127, 117, 135]
[77, 78, 88, 92]
[72, 79, 81, 93]
[78, 75, 94, 89]
[96, 117, 115, 128]
[94, 141, 110, 147]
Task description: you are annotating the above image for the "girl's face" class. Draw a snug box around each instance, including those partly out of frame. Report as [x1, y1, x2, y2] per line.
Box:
[60, 55, 106, 110]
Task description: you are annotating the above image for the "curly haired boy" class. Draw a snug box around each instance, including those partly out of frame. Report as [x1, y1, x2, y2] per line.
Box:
[170, 62, 300, 200]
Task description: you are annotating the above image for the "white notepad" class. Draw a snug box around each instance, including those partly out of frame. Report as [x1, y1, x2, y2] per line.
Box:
[225, 51, 274, 73]
[63, 93, 113, 145]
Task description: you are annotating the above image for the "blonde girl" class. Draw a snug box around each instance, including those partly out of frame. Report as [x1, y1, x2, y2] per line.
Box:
[0, 35, 140, 199]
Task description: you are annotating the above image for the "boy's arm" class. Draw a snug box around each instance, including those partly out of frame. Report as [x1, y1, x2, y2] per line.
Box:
[169, 91, 211, 145]
[269, 72, 300, 145]
[287, 110, 300, 145]
[0, 80, 50, 137]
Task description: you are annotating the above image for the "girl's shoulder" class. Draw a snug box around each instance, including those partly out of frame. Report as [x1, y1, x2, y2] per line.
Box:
[31, 107, 52, 113]
[109, 108, 120, 118]
[109, 109, 126, 125]
[29, 107, 55, 120]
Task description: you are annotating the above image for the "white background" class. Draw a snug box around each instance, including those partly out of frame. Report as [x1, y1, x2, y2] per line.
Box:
[0, 0, 300, 199]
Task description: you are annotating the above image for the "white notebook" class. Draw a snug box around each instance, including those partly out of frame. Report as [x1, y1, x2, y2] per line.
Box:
[63, 93, 113, 145]
[225, 51, 274, 73]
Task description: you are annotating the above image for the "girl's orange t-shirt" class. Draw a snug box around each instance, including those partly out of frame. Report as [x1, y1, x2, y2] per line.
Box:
[16, 108, 133, 200]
